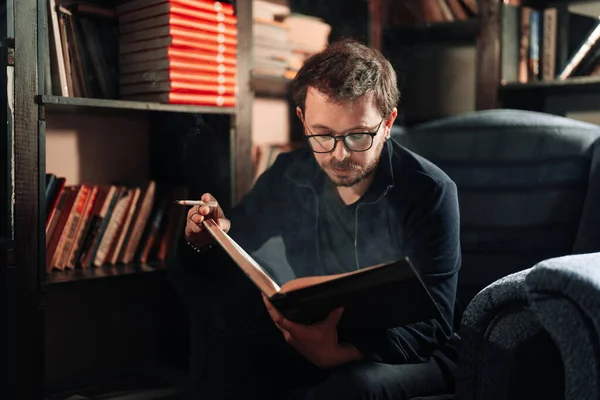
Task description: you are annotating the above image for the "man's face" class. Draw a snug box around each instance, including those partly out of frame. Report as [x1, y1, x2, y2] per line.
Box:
[298, 87, 395, 187]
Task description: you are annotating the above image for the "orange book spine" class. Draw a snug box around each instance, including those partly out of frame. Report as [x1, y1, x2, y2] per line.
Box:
[169, 25, 237, 45]
[170, 37, 235, 56]
[169, 56, 237, 75]
[169, 70, 237, 85]
[169, 4, 237, 25]
[166, 47, 236, 66]
[171, 0, 235, 16]
[169, 81, 236, 95]
[167, 92, 235, 106]
[123, 92, 236, 106]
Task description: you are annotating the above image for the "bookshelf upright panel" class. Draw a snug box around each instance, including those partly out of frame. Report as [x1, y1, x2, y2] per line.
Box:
[476, 0, 502, 109]
[21, 0, 256, 397]
[14, 0, 45, 398]
[234, 0, 253, 204]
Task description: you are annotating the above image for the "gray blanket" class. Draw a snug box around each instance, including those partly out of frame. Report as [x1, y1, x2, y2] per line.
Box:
[456, 269, 562, 400]
[526, 252, 600, 400]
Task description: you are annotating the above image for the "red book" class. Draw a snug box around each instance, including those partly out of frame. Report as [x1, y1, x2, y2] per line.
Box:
[119, 7, 237, 35]
[119, 28, 237, 55]
[121, 92, 236, 107]
[119, 21, 237, 44]
[120, 46, 236, 67]
[120, 20, 237, 44]
[119, 69, 237, 86]
[120, 81, 236, 96]
[118, 0, 235, 27]
[117, 0, 235, 18]
[120, 55, 236, 76]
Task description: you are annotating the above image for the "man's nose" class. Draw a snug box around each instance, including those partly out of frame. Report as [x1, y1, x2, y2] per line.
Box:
[331, 138, 349, 161]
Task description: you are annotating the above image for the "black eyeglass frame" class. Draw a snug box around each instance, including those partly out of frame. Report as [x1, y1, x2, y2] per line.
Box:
[303, 118, 386, 154]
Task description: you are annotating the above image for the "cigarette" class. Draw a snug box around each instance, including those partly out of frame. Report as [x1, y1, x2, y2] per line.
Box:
[175, 200, 218, 207]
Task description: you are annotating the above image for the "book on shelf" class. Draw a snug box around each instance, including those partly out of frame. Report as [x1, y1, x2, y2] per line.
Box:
[117, 0, 238, 107]
[44, 0, 238, 106]
[502, 4, 600, 84]
[251, 0, 332, 80]
[44, 174, 188, 273]
[384, 0, 477, 27]
[46, 0, 119, 99]
[252, 142, 304, 183]
[202, 219, 446, 330]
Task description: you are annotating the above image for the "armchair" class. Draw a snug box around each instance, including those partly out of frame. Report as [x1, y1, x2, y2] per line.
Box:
[394, 109, 600, 314]
[395, 109, 600, 400]
[525, 252, 600, 400]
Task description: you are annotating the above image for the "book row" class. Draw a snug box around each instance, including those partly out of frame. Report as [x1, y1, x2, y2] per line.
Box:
[45, 174, 188, 272]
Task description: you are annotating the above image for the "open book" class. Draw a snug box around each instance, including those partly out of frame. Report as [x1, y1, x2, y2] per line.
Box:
[203, 219, 446, 330]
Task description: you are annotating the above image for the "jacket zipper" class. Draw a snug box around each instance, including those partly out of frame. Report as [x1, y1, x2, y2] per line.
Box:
[353, 185, 393, 270]
[298, 182, 325, 275]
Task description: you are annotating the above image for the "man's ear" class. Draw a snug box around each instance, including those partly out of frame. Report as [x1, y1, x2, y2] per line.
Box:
[296, 106, 303, 121]
[385, 108, 398, 139]
[386, 107, 398, 129]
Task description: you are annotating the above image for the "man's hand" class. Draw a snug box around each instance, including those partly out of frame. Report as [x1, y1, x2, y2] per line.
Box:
[262, 294, 362, 369]
[185, 192, 230, 248]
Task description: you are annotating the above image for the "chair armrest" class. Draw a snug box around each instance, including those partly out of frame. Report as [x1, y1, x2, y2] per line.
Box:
[456, 269, 562, 400]
[525, 252, 600, 400]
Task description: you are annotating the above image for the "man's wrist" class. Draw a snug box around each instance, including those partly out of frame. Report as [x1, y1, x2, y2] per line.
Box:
[186, 238, 216, 254]
[328, 343, 363, 367]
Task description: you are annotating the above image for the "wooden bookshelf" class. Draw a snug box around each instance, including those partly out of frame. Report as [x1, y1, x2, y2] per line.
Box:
[42, 262, 165, 286]
[372, 0, 483, 124]
[501, 76, 600, 93]
[478, 0, 600, 111]
[384, 19, 480, 44]
[522, 0, 600, 8]
[10, 0, 254, 398]
[251, 73, 292, 98]
[38, 95, 237, 115]
[0, 238, 13, 251]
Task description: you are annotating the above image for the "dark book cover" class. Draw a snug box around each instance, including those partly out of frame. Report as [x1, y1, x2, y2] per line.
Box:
[203, 219, 447, 331]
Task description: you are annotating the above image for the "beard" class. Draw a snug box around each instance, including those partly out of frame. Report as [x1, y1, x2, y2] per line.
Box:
[322, 140, 385, 187]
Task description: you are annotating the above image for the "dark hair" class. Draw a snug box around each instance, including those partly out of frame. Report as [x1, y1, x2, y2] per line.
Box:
[291, 38, 399, 117]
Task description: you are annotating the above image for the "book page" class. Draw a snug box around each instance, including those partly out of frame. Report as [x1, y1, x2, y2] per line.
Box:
[202, 219, 281, 297]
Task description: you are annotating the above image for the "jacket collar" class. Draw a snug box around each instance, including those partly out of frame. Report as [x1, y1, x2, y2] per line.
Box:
[284, 140, 396, 198]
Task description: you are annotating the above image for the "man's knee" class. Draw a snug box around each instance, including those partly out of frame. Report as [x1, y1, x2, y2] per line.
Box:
[313, 362, 400, 400]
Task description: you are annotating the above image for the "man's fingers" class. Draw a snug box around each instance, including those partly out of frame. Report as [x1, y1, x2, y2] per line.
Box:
[190, 212, 204, 225]
[198, 205, 211, 215]
[201, 192, 217, 203]
[218, 218, 231, 232]
[281, 328, 293, 343]
[262, 294, 283, 323]
[189, 223, 203, 234]
[262, 294, 300, 332]
[326, 307, 344, 327]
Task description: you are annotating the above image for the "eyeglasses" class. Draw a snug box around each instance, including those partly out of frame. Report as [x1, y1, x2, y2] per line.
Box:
[304, 118, 385, 154]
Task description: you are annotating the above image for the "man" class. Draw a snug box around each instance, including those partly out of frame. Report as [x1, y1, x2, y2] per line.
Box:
[172, 39, 461, 400]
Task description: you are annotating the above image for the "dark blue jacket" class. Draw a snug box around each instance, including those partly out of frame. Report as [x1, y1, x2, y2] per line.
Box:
[176, 138, 461, 366]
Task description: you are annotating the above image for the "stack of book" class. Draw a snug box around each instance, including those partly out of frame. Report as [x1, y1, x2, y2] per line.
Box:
[117, 0, 238, 107]
[285, 14, 331, 76]
[251, 1, 332, 80]
[45, 1, 119, 99]
[252, 0, 293, 78]
[45, 174, 188, 272]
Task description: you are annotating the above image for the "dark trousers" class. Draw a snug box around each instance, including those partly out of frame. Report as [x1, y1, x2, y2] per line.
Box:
[179, 263, 454, 400]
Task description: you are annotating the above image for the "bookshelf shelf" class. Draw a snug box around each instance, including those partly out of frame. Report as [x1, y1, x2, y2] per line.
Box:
[501, 76, 600, 93]
[38, 95, 237, 115]
[384, 19, 480, 44]
[10, 0, 255, 396]
[44, 364, 188, 400]
[43, 261, 166, 286]
[523, 0, 600, 7]
[251, 73, 292, 98]
[0, 238, 13, 250]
